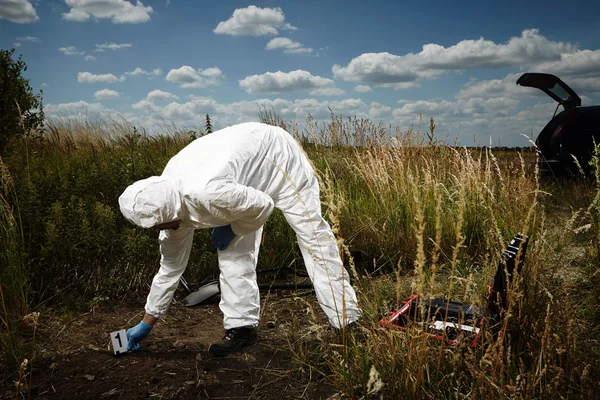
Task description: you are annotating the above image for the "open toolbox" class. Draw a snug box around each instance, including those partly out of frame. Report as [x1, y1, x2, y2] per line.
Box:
[380, 234, 529, 346]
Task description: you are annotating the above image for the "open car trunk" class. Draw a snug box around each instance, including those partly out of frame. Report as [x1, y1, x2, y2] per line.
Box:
[517, 73, 581, 110]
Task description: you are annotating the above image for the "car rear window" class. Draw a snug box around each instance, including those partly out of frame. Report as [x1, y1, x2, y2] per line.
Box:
[548, 84, 571, 103]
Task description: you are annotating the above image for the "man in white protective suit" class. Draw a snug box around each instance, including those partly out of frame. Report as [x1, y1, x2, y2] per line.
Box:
[118, 122, 362, 357]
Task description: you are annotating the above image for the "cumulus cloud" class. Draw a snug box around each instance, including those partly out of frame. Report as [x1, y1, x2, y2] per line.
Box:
[85, 55, 96, 61]
[59, 46, 85, 56]
[529, 49, 600, 78]
[355, 85, 372, 93]
[78, 72, 126, 83]
[309, 88, 346, 96]
[333, 29, 576, 87]
[456, 74, 531, 99]
[563, 76, 600, 95]
[457, 72, 600, 101]
[0, 0, 38, 23]
[63, 0, 153, 23]
[95, 42, 133, 51]
[14, 35, 40, 46]
[131, 90, 179, 112]
[45, 94, 540, 147]
[165, 66, 224, 88]
[378, 82, 421, 91]
[334, 52, 424, 84]
[369, 102, 392, 118]
[239, 70, 343, 96]
[125, 67, 162, 76]
[392, 97, 519, 120]
[265, 37, 313, 54]
[214, 5, 296, 36]
[94, 89, 120, 100]
[132, 99, 160, 113]
[50, 91, 557, 147]
[146, 89, 178, 101]
[152, 97, 367, 125]
[45, 101, 107, 116]
[16, 35, 40, 42]
[41, 82, 48, 87]
[387, 96, 543, 147]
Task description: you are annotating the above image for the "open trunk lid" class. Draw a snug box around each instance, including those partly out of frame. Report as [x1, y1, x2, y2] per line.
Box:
[516, 73, 581, 110]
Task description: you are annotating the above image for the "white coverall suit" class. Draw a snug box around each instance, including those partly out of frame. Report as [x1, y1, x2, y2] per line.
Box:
[119, 122, 361, 329]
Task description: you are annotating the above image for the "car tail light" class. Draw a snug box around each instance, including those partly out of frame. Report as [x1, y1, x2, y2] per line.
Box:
[550, 111, 576, 155]
[554, 125, 563, 135]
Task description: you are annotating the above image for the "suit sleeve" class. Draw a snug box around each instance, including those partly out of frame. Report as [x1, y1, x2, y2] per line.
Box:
[145, 226, 195, 318]
[205, 179, 275, 236]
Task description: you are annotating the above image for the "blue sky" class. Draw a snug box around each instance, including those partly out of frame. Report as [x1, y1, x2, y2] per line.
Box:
[1, 0, 599, 146]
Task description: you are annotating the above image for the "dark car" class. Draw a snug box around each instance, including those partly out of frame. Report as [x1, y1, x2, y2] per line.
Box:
[517, 73, 600, 176]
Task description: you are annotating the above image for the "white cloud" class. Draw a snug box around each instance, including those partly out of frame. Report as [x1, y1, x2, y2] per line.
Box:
[15, 35, 40, 44]
[14, 42, 22, 47]
[0, 0, 38, 23]
[85, 55, 96, 61]
[387, 96, 541, 147]
[369, 102, 392, 118]
[125, 67, 161, 76]
[419, 29, 572, 69]
[457, 71, 600, 101]
[378, 82, 422, 90]
[239, 70, 343, 96]
[78, 71, 126, 83]
[146, 89, 178, 101]
[333, 52, 433, 85]
[63, 0, 153, 23]
[132, 99, 160, 113]
[151, 97, 367, 126]
[131, 90, 179, 112]
[333, 29, 575, 87]
[44, 95, 539, 147]
[214, 5, 296, 36]
[94, 89, 120, 100]
[45, 101, 107, 116]
[513, 101, 557, 125]
[530, 49, 600, 78]
[309, 88, 346, 96]
[59, 46, 85, 56]
[50, 92, 563, 148]
[165, 66, 224, 88]
[392, 97, 519, 120]
[456, 74, 532, 99]
[265, 37, 313, 54]
[355, 85, 372, 93]
[41, 82, 48, 87]
[563, 76, 600, 94]
[95, 42, 133, 51]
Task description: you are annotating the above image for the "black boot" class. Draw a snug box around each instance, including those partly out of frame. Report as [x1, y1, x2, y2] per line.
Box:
[209, 326, 258, 357]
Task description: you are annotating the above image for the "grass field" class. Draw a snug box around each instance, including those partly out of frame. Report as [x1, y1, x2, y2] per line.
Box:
[1, 113, 599, 398]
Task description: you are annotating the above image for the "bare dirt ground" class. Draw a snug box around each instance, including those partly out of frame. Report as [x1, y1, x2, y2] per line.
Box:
[2, 290, 339, 400]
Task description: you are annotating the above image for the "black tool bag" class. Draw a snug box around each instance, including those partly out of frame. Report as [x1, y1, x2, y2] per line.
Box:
[380, 234, 529, 344]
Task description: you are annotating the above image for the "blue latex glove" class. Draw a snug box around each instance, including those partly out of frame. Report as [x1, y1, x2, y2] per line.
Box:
[126, 321, 153, 351]
[210, 225, 236, 251]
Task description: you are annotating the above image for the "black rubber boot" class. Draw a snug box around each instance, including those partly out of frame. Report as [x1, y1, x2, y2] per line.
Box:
[209, 326, 258, 357]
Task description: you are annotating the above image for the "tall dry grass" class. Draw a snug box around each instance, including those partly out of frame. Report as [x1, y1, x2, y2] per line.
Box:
[274, 113, 598, 399]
